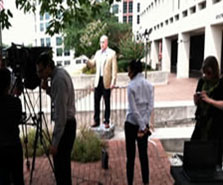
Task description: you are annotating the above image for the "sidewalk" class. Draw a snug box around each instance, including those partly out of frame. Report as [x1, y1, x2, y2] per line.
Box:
[24, 74, 198, 185]
[24, 139, 174, 185]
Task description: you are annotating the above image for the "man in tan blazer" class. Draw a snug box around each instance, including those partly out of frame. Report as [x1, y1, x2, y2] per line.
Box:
[87, 35, 117, 128]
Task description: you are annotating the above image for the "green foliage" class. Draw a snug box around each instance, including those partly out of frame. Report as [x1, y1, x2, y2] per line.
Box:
[1, 0, 116, 35]
[118, 59, 129, 72]
[21, 129, 51, 157]
[119, 33, 144, 62]
[64, 1, 131, 58]
[107, 22, 131, 55]
[75, 20, 107, 57]
[82, 65, 96, 74]
[71, 127, 105, 163]
[118, 59, 152, 73]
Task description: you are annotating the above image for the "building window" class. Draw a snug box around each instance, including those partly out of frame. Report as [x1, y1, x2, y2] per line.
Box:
[46, 38, 51, 47]
[76, 59, 81, 64]
[40, 38, 44, 46]
[112, 4, 119, 14]
[64, 49, 70, 56]
[56, 48, 63, 56]
[175, 14, 179, 21]
[190, 6, 196, 14]
[45, 22, 50, 30]
[123, 16, 127, 23]
[129, 1, 133, 13]
[56, 37, 62, 46]
[64, 60, 70, 65]
[137, 15, 140, 24]
[182, 10, 188, 17]
[213, 0, 221, 4]
[137, 3, 140, 12]
[123, 2, 127, 13]
[56, 61, 62, 66]
[198, 1, 206, 10]
[40, 14, 43, 21]
[45, 12, 50, 20]
[128, 16, 133, 24]
[40, 23, 44, 32]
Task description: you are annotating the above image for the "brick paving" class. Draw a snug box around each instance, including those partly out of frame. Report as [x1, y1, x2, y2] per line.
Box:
[24, 139, 174, 185]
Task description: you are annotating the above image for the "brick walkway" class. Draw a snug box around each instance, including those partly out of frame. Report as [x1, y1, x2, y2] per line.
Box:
[24, 139, 174, 185]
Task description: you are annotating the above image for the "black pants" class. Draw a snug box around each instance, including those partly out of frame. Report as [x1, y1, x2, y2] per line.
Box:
[94, 77, 111, 125]
[125, 121, 149, 185]
[53, 118, 76, 185]
[0, 142, 24, 185]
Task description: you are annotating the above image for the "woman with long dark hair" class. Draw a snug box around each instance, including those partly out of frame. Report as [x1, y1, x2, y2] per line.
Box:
[191, 56, 223, 167]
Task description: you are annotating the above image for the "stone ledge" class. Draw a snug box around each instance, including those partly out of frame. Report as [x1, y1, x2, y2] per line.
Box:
[90, 123, 115, 139]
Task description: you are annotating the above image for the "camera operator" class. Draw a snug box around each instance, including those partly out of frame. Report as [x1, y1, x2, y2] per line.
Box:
[0, 68, 25, 185]
[36, 52, 76, 185]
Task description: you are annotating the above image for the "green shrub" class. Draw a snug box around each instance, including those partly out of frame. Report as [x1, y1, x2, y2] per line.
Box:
[21, 129, 51, 157]
[82, 66, 96, 74]
[118, 59, 129, 72]
[71, 127, 106, 163]
[118, 59, 153, 73]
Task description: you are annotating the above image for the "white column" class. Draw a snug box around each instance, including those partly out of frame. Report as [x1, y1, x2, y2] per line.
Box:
[177, 33, 190, 78]
[162, 37, 171, 72]
[204, 25, 222, 67]
[150, 40, 159, 69]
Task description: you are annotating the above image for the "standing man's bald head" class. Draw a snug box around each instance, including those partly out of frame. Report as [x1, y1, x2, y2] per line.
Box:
[100, 35, 108, 51]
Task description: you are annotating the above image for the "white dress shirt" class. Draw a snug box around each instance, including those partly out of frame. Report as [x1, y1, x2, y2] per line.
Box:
[99, 49, 108, 76]
[126, 73, 154, 131]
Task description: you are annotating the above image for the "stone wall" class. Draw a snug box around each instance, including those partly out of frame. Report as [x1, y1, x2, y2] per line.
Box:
[72, 71, 169, 89]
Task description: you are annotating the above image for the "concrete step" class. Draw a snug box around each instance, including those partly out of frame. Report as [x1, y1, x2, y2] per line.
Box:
[113, 126, 195, 153]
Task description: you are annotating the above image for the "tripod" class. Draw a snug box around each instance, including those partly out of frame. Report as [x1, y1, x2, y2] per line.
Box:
[14, 80, 55, 185]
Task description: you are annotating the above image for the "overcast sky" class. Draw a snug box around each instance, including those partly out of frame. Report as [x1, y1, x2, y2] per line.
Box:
[2, 1, 35, 46]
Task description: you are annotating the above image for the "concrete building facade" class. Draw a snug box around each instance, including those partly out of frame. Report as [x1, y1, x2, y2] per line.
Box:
[34, 5, 75, 67]
[137, 0, 223, 78]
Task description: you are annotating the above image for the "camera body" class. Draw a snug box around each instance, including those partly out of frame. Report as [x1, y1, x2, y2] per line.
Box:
[3, 43, 52, 90]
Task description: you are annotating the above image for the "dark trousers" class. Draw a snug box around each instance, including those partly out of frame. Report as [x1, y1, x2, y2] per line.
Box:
[53, 118, 76, 185]
[125, 121, 149, 185]
[94, 77, 111, 125]
[0, 142, 24, 185]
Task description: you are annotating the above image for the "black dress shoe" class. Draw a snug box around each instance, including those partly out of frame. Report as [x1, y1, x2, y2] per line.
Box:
[104, 123, 110, 129]
[91, 123, 100, 127]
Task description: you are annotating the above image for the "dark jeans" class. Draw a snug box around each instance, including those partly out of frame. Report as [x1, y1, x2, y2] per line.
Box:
[0, 142, 24, 185]
[124, 121, 149, 185]
[94, 77, 111, 125]
[53, 118, 76, 185]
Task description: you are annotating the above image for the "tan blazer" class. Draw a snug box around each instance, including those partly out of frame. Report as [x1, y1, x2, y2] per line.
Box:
[88, 47, 117, 89]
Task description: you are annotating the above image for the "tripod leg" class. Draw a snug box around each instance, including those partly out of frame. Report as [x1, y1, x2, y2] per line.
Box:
[40, 129, 55, 174]
[29, 125, 39, 185]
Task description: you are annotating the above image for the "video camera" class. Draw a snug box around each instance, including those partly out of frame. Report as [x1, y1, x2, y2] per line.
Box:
[3, 43, 52, 90]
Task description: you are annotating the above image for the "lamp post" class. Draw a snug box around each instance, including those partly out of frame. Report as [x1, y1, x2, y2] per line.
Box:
[143, 28, 152, 79]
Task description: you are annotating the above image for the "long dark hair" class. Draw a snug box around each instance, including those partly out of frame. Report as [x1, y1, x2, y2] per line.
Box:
[202, 56, 219, 80]
[128, 59, 143, 78]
